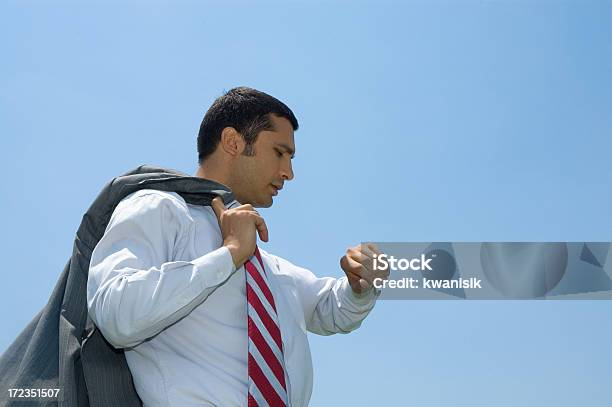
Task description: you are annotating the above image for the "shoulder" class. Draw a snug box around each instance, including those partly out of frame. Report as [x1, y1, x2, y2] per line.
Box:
[118, 189, 189, 212]
[110, 189, 194, 226]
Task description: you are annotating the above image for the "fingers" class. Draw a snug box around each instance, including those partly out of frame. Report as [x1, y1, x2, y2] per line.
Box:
[365, 243, 382, 256]
[351, 249, 373, 264]
[357, 243, 381, 260]
[341, 256, 372, 292]
[347, 244, 377, 267]
[215, 198, 269, 243]
[358, 278, 371, 291]
[211, 197, 226, 223]
[342, 255, 373, 285]
[343, 254, 368, 274]
[252, 213, 269, 242]
[235, 205, 268, 243]
[344, 243, 388, 284]
[212, 199, 254, 219]
[233, 203, 255, 211]
[362, 243, 388, 278]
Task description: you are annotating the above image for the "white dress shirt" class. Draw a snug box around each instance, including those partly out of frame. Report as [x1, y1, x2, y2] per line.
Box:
[87, 189, 378, 407]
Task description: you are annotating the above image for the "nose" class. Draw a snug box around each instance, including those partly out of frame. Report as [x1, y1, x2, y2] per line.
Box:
[281, 158, 294, 181]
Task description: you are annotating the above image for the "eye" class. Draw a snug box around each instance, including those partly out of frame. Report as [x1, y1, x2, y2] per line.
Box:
[275, 149, 283, 157]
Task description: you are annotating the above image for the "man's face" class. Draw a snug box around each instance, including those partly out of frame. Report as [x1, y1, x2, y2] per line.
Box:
[232, 114, 295, 207]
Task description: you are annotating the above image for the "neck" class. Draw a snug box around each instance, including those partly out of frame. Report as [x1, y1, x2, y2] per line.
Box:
[195, 165, 224, 183]
[195, 161, 238, 196]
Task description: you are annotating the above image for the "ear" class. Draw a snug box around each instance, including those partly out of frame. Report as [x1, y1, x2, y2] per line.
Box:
[219, 127, 245, 157]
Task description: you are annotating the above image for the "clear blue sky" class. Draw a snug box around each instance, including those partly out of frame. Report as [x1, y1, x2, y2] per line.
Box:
[2, 1, 611, 405]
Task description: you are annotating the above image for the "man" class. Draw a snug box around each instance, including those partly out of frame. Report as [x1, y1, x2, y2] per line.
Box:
[87, 87, 385, 406]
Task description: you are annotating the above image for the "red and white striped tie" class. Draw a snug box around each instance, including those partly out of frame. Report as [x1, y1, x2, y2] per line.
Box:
[246, 247, 288, 407]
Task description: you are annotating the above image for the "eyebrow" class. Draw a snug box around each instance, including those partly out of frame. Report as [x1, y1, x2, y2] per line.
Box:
[275, 143, 296, 159]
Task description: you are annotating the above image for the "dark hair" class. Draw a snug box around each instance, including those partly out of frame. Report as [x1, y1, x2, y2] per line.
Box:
[197, 87, 299, 164]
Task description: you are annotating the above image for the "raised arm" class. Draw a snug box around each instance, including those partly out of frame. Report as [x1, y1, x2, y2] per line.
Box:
[87, 191, 236, 349]
[272, 255, 380, 336]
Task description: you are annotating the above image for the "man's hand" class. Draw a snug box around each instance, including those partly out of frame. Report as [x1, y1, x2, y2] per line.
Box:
[340, 243, 389, 294]
[211, 197, 269, 269]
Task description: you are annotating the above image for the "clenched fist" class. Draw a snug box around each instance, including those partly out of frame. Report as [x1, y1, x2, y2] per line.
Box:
[211, 197, 269, 268]
[340, 243, 389, 294]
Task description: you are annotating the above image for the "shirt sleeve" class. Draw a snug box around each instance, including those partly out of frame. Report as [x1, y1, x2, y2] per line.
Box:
[273, 255, 379, 336]
[87, 191, 236, 349]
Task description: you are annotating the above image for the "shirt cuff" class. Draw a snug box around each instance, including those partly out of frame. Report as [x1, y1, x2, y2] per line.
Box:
[342, 277, 380, 308]
[191, 246, 237, 288]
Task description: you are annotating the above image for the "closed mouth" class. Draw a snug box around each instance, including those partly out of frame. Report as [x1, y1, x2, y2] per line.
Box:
[271, 184, 282, 195]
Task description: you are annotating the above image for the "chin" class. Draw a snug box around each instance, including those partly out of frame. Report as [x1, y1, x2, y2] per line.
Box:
[255, 195, 273, 208]
[246, 192, 273, 208]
